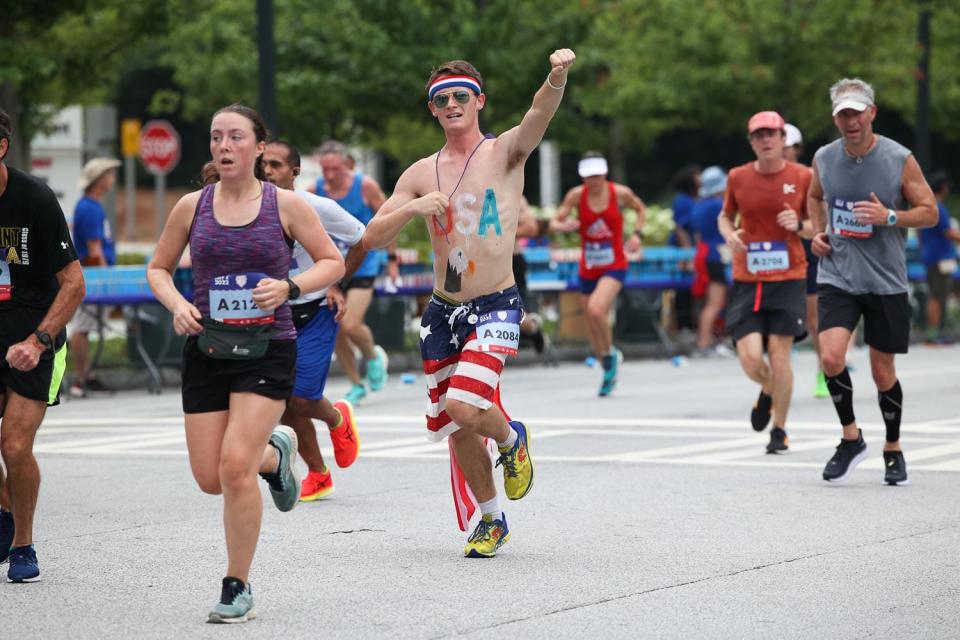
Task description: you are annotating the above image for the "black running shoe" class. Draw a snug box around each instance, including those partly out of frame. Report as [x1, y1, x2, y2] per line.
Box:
[766, 427, 789, 454]
[750, 391, 773, 432]
[883, 450, 909, 486]
[822, 433, 868, 483]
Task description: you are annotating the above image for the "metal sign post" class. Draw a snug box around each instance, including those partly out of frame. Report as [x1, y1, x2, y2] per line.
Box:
[137, 120, 180, 240]
[121, 119, 141, 240]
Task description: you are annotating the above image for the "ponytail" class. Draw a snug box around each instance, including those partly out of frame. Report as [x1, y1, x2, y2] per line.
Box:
[200, 161, 219, 186]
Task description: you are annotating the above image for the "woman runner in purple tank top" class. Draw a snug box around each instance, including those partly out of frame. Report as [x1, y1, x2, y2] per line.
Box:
[147, 104, 343, 623]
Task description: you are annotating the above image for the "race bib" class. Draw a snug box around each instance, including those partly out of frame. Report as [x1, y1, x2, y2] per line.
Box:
[209, 272, 274, 325]
[747, 241, 789, 274]
[0, 258, 10, 301]
[584, 241, 615, 268]
[475, 309, 522, 356]
[831, 199, 872, 238]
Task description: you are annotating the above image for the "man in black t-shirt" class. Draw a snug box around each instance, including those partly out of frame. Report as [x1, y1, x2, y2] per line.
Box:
[0, 108, 84, 583]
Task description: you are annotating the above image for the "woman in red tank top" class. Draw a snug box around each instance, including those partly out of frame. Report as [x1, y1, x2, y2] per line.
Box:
[550, 152, 647, 396]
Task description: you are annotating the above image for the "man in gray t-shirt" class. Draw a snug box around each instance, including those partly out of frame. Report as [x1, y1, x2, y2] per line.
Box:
[808, 78, 937, 486]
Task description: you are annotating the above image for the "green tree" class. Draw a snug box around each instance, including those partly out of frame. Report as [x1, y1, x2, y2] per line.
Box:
[0, 1, 169, 168]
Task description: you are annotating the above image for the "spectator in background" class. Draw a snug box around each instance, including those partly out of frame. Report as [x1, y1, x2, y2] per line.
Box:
[670, 165, 700, 333]
[68, 157, 120, 397]
[691, 166, 732, 357]
[920, 171, 960, 343]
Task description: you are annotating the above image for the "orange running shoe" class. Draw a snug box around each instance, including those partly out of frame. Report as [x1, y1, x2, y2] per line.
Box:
[329, 400, 360, 468]
[300, 469, 334, 502]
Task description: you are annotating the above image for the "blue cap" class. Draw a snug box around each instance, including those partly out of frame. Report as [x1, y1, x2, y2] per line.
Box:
[699, 166, 727, 198]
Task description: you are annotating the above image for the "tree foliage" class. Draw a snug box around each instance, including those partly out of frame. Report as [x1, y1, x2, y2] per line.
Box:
[3, 0, 960, 178]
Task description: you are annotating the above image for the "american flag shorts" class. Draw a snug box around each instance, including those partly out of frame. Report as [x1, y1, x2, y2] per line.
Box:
[420, 286, 523, 441]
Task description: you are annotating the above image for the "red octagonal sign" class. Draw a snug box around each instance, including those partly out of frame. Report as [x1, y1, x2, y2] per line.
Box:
[138, 120, 180, 175]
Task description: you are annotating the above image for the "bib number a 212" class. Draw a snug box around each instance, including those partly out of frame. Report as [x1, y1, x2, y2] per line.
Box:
[209, 273, 274, 325]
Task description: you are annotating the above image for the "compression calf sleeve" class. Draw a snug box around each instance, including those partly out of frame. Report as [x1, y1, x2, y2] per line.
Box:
[825, 367, 856, 427]
[878, 380, 903, 443]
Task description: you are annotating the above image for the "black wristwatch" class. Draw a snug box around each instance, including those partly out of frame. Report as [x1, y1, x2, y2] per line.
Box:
[285, 278, 301, 300]
[34, 330, 54, 351]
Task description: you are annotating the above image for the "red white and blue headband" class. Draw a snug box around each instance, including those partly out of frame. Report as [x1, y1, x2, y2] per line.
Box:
[428, 75, 482, 101]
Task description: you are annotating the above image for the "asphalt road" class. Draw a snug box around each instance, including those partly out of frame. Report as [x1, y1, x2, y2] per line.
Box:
[4, 345, 960, 639]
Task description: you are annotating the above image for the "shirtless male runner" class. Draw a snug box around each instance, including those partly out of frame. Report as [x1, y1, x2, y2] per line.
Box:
[364, 48, 576, 557]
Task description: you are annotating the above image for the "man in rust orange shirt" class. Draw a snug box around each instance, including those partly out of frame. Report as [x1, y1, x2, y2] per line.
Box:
[718, 111, 815, 453]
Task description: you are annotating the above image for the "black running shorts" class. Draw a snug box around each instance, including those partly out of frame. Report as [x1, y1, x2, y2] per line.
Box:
[817, 284, 910, 354]
[0, 308, 67, 406]
[726, 279, 807, 343]
[180, 337, 297, 414]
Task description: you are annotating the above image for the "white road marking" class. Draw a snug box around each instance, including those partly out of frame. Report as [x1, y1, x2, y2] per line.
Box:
[33, 414, 960, 475]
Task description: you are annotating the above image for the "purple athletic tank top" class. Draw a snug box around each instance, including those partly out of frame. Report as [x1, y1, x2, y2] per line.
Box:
[189, 181, 295, 339]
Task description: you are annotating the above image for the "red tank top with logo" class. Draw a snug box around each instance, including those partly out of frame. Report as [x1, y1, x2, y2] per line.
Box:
[578, 182, 627, 279]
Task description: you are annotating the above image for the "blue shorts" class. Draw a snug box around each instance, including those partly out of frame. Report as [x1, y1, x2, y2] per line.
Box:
[579, 269, 627, 295]
[292, 305, 339, 400]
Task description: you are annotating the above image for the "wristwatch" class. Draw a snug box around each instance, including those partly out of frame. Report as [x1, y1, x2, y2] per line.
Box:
[34, 330, 54, 351]
[285, 278, 301, 300]
[887, 209, 898, 226]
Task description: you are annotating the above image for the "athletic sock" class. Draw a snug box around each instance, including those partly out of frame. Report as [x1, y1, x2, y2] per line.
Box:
[497, 425, 518, 450]
[478, 497, 501, 520]
[825, 367, 856, 428]
[878, 380, 903, 443]
[329, 408, 344, 430]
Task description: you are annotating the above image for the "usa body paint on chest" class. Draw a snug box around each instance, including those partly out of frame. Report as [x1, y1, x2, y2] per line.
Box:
[440, 188, 502, 292]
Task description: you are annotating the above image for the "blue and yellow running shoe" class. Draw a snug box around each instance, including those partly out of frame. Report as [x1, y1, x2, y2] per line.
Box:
[497, 421, 534, 500]
[463, 513, 510, 558]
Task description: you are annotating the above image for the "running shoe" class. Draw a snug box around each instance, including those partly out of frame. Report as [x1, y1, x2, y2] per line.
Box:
[712, 343, 735, 358]
[496, 421, 534, 500]
[463, 513, 510, 558]
[208, 577, 256, 624]
[7, 545, 40, 583]
[766, 427, 789, 454]
[883, 450, 910, 486]
[366, 345, 389, 392]
[0, 509, 13, 564]
[598, 347, 623, 397]
[259, 426, 300, 512]
[750, 391, 773, 432]
[329, 400, 360, 468]
[814, 370, 829, 398]
[300, 469, 334, 502]
[344, 383, 367, 406]
[822, 432, 868, 483]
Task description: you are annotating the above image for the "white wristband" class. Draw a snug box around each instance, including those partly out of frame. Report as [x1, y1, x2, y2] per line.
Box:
[546, 74, 566, 90]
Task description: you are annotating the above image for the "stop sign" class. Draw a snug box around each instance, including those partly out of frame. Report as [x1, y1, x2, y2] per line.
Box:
[138, 120, 180, 175]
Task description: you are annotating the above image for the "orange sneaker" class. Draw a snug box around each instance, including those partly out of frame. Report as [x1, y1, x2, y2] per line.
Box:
[300, 469, 334, 502]
[329, 400, 360, 468]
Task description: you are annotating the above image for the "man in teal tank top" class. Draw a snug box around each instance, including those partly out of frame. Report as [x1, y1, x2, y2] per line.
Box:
[808, 78, 937, 486]
[308, 141, 397, 405]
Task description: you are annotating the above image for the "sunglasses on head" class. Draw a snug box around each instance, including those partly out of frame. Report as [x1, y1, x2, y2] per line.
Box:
[432, 90, 472, 109]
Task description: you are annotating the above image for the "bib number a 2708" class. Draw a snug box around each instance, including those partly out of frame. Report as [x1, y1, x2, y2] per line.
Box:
[209, 273, 274, 325]
[747, 241, 789, 274]
[475, 309, 522, 356]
